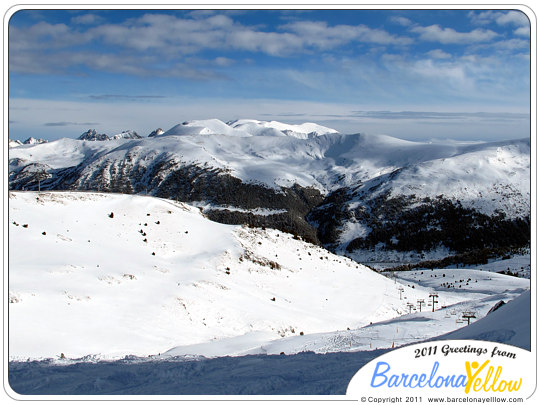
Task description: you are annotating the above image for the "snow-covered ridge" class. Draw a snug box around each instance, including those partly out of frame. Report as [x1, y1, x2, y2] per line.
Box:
[227, 119, 339, 139]
[160, 118, 338, 138]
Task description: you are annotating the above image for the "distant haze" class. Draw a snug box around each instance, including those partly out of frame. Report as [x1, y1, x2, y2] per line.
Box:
[8, 98, 530, 143]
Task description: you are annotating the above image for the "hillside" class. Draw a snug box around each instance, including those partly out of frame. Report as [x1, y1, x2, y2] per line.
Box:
[9, 191, 427, 360]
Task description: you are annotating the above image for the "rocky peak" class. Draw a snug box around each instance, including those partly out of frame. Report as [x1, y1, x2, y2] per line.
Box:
[148, 128, 164, 137]
[78, 129, 109, 141]
[23, 137, 48, 145]
[111, 130, 142, 140]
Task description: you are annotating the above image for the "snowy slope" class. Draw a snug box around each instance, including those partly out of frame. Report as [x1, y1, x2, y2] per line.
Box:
[162, 268, 529, 357]
[8, 291, 530, 395]
[162, 119, 253, 137]
[9, 191, 432, 360]
[228, 119, 339, 139]
[436, 290, 530, 349]
[363, 139, 530, 215]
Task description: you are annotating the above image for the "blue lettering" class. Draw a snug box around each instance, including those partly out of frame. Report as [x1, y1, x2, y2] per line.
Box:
[371, 362, 390, 388]
[369, 361, 466, 389]
[428, 361, 440, 387]
[409, 373, 419, 388]
[402, 374, 412, 387]
[418, 373, 427, 387]
[455, 375, 468, 387]
[388, 374, 399, 387]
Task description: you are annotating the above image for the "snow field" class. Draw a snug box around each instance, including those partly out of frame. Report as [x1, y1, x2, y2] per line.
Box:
[10, 191, 431, 360]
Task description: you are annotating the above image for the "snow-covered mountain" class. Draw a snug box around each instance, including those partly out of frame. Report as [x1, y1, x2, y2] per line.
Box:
[8, 118, 530, 263]
[159, 118, 338, 138]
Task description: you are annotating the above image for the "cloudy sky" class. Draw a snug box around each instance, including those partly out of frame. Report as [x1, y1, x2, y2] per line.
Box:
[8, 8, 531, 142]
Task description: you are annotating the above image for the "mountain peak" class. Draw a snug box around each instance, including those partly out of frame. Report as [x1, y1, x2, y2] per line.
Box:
[9, 139, 23, 148]
[148, 128, 164, 137]
[78, 129, 141, 141]
[78, 129, 109, 141]
[23, 137, 48, 145]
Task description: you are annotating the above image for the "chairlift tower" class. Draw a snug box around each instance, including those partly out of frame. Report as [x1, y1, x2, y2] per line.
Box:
[462, 311, 477, 325]
[429, 292, 439, 312]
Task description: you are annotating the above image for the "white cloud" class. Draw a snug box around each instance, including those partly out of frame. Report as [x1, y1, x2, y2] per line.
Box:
[492, 38, 530, 50]
[71, 13, 105, 25]
[495, 11, 529, 27]
[9, 13, 415, 76]
[411, 25, 498, 44]
[514, 26, 531, 36]
[214, 57, 235, 67]
[390, 16, 413, 26]
[426, 49, 452, 59]
[469, 10, 529, 28]
[411, 59, 468, 85]
[9, 22, 86, 51]
[283, 20, 413, 46]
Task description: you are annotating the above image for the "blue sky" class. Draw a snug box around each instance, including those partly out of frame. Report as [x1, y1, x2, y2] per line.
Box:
[8, 8, 531, 141]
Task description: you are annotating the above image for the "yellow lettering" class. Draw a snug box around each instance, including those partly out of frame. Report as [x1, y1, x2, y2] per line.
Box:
[473, 378, 483, 391]
[465, 360, 490, 394]
[492, 366, 503, 391]
[482, 366, 494, 392]
[497, 380, 508, 392]
[464, 361, 522, 394]
[509, 379, 522, 392]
